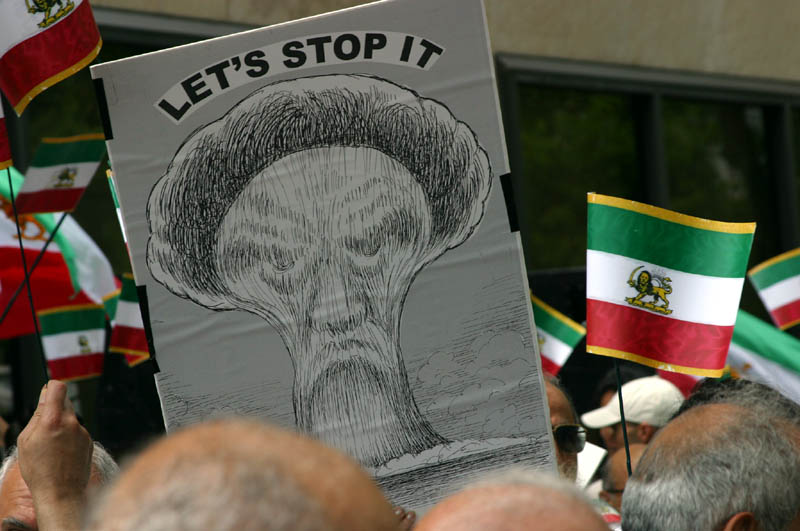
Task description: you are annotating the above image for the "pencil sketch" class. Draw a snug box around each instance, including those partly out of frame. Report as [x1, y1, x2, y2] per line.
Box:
[146, 74, 494, 468]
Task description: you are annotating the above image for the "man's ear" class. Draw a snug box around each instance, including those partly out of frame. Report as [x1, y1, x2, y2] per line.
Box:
[722, 512, 759, 531]
[636, 423, 657, 443]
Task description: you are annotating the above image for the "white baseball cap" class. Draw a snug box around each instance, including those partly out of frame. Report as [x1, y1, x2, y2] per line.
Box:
[581, 376, 684, 428]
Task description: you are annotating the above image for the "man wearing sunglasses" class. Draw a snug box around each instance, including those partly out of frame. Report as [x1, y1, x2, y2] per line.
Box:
[545, 377, 586, 481]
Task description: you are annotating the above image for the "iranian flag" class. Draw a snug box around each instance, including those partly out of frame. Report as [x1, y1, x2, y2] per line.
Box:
[727, 309, 800, 405]
[0, 106, 11, 170]
[109, 273, 150, 367]
[530, 293, 585, 375]
[586, 193, 755, 377]
[0, 0, 101, 115]
[106, 168, 129, 246]
[15, 134, 106, 214]
[38, 303, 105, 381]
[0, 166, 119, 339]
[748, 248, 800, 330]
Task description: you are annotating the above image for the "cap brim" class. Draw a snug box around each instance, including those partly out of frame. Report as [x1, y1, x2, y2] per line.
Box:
[581, 404, 621, 429]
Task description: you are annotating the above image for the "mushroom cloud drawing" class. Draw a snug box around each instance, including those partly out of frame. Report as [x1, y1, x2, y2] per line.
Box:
[147, 74, 493, 466]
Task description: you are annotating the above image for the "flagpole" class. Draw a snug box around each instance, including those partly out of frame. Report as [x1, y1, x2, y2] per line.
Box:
[614, 359, 633, 476]
[6, 168, 50, 383]
[0, 212, 68, 326]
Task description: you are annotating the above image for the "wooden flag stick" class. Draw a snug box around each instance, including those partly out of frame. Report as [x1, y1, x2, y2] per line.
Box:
[0, 211, 68, 326]
[615, 359, 633, 477]
[6, 168, 49, 384]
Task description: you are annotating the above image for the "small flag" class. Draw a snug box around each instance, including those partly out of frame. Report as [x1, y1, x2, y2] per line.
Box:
[530, 293, 585, 375]
[727, 309, 800, 404]
[0, 106, 12, 170]
[1, 166, 119, 339]
[586, 193, 755, 377]
[109, 273, 150, 367]
[748, 248, 800, 330]
[656, 369, 702, 398]
[106, 168, 131, 249]
[0, 0, 102, 115]
[15, 134, 106, 214]
[38, 303, 106, 381]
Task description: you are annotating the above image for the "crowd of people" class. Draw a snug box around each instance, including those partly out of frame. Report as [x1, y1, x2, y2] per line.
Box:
[1, 372, 798, 530]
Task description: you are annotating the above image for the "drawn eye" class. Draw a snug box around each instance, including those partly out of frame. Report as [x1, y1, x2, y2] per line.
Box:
[345, 235, 382, 257]
[268, 246, 295, 272]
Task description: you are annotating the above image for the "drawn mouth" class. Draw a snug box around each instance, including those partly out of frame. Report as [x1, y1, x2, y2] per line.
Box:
[314, 335, 388, 364]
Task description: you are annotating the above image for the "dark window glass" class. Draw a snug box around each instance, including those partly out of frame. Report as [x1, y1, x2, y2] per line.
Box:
[663, 98, 776, 319]
[515, 86, 638, 269]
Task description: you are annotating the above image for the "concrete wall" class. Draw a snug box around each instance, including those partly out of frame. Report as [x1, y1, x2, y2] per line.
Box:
[91, 0, 800, 82]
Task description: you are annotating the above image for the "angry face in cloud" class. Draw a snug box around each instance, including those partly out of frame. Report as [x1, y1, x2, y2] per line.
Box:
[147, 74, 492, 466]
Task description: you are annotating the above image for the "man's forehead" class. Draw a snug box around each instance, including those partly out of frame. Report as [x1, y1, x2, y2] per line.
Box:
[547, 383, 575, 423]
[0, 464, 36, 530]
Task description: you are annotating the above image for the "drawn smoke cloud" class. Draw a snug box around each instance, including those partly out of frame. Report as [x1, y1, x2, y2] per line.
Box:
[415, 330, 544, 440]
[146, 74, 493, 467]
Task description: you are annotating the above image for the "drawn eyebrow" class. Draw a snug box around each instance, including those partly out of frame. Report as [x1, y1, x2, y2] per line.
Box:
[1, 517, 36, 531]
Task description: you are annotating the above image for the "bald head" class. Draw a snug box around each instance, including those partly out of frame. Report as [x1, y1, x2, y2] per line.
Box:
[416, 470, 608, 531]
[87, 419, 397, 531]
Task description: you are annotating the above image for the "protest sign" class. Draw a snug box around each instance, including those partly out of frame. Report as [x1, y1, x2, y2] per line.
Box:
[91, 0, 552, 509]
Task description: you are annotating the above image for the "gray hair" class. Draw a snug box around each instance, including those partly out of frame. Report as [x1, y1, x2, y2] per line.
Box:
[673, 377, 800, 424]
[86, 455, 332, 531]
[622, 405, 800, 531]
[0, 442, 118, 488]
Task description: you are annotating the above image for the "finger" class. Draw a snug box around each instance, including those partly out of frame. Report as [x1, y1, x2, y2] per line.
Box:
[24, 384, 49, 432]
[41, 380, 68, 425]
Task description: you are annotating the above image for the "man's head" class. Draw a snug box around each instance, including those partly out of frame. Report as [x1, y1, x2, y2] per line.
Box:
[415, 468, 608, 531]
[544, 377, 584, 481]
[674, 377, 800, 422]
[0, 443, 117, 530]
[622, 403, 800, 531]
[86, 419, 398, 531]
[581, 376, 683, 453]
[599, 443, 646, 512]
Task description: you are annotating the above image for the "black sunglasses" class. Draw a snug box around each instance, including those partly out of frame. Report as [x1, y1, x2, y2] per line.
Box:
[552, 424, 586, 454]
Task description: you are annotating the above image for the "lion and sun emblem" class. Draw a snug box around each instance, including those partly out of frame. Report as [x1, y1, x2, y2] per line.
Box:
[52, 167, 77, 189]
[625, 265, 673, 315]
[25, 0, 74, 28]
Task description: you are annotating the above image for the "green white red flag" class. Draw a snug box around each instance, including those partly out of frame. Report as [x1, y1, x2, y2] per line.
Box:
[530, 293, 585, 375]
[727, 309, 800, 404]
[586, 193, 755, 377]
[37, 303, 105, 381]
[0, 0, 101, 115]
[0, 166, 119, 339]
[748, 248, 800, 330]
[15, 134, 106, 214]
[106, 168, 130, 247]
[0, 106, 11, 170]
[109, 273, 150, 367]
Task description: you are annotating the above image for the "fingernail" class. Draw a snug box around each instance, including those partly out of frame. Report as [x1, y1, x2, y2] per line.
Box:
[394, 508, 403, 516]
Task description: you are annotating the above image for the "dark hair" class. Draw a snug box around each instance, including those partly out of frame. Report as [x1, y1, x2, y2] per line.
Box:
[591, 364, 653, 408]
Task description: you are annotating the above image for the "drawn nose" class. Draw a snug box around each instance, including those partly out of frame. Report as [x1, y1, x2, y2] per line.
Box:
[311, 269, 366, 336]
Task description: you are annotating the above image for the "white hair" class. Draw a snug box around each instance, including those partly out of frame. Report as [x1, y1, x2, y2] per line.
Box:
[622, 405, 800, 531]
[0, 442, 118, 488]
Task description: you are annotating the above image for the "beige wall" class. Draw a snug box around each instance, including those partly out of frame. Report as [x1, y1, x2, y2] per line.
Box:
[92, 0, 800, 82]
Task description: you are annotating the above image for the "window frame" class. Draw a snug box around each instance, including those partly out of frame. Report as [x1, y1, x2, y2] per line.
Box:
[495, 53, 800, 253]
